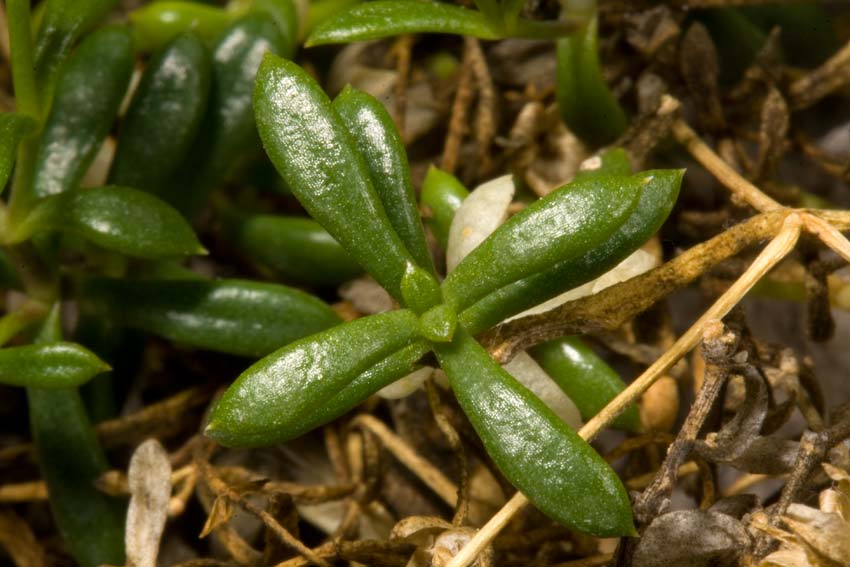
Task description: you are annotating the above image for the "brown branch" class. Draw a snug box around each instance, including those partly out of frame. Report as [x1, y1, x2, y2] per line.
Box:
[482, 210, 788, 361]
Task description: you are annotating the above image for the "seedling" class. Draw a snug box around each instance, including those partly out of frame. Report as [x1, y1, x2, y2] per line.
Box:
[206, 53, 684, 537]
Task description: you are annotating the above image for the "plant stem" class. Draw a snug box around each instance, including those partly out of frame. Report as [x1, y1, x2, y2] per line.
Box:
[0, 300, 48, 346]
[6, 0, 39, 117]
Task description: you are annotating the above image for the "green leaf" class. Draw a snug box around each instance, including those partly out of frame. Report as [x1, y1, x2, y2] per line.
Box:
[531, 337, 640, 432]
[206, 309, 422, 447]
[169, 13, 286, 216]
[573, 147, 633, 180]
[82, 277, 342, 357]
[33, 0, 118, 89]
[443, 170, 646, 313]
[253, 0, 299, 58]
[420, 165, 469, 251]
[400, 262, 442, 315]
[27, 306, 125, 567]
[306, 1, 499, 46]
[17, 186, 204, 258]
[459, 169, 683, 333]
[221, 212, 363, 287]
[435, 329, 634, 536]
[0, 342, 109, 389]
[30, 26, 134, 202]
[333, 86, 435, 274]
[254, 54, 418, 301]
[0, 112, 36, 193]
[129, 1, 233, 53]
[109, 33, 212, 196]
[556, 16, 628, 146]
[219, 340, 431, 444]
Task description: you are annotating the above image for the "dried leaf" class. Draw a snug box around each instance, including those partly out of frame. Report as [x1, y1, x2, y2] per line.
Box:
[200, 496, 234, 539]
[783, 503, 850, 565]
[126, 439, 172, 567]
[632, 510, 750, 567]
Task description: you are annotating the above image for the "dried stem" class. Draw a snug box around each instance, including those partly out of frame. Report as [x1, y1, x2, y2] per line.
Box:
[671, 119, 781, 212]
[483, 210, 788, 360]
[788, 37, 850, 109]
[352, 414, 458, 508]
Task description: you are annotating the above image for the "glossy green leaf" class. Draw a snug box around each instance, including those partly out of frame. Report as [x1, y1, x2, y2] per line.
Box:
[573, 147, 632, 181]
[400, 262, 442, 315]
[443, 171, 646, 313]
[169, 14, 285, 215]
[254, 54, 418, 301]
[207, 309, 421, 447]
[14, 187, 206, 258]
[421, 165, 469, 250]
[0, 112, 36, 193]
[531, 337, 640, 432]
[0, 342, 109, 389]
[109, 34, 212, 196]
[230, 340, 430, 443]
[333, 86, 435, 274]
[556, 16, 627, 146]
[222, 213, 363, 286]
[83, 277, 341, 357]
[253, 0, 299, 58]
[434, 329, 634, 536]
[17, 186, 205, 259]
[33, 0, 118, 89]
[459, 169, 682, 333]
[30, 26, 134, 202]
[306, 1, 499, 46]
[130, 1, 232, 53]
[27, 306, 125, 567]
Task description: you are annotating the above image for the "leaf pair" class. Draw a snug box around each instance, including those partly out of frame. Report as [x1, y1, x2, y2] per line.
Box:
[210, 54, 683, 536]
[306, 0, 584, 46]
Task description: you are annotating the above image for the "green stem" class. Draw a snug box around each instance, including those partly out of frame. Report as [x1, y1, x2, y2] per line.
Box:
[0, 301, 48, 346]
[6, 0, 39, 117]
[2, 242, 56, 303]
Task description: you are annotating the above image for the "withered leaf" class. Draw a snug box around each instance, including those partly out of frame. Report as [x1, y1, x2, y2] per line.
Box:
[633, 510, 750, 567]
[126, 439, 172, 567]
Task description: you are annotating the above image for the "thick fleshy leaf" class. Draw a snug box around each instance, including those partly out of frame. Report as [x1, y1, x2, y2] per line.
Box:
[82, 277, 341, 357]
[27, 307, 125, 567]
[333, 86, 435, 274]
[109, 34, 212, 196]
[443, 171, 647, 313]
[420, 166, 468, 250]
[254, 54, 417, 301]
[206, 309, 422, 447]
[434, 329, 634, 536]
[306, 1, 499, 46]
[0, 343, 109, 389]
[0, 113, 37, 193]
[33, 0, 118, 87]
[459, 169, 683, 333]
[253, 0, 299, 58]
[17, 186, 204, 258]
[242, 340, 431, 442]
[556, 17, 628, 146]
[222, 213, 363, 286]
[30, 26, 134, 202]
[531, 337, 640, 432]
[169, 14, 285, 216]
[130, 1, 232, 52]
